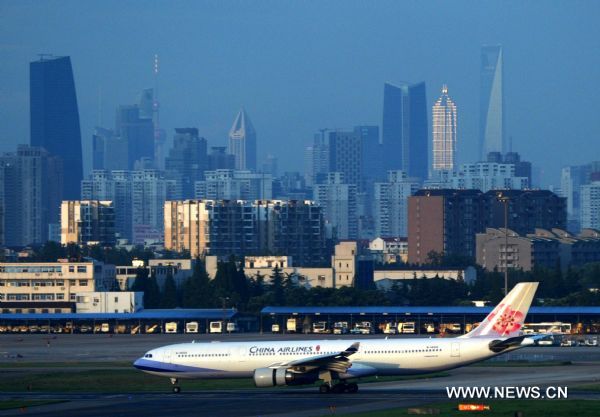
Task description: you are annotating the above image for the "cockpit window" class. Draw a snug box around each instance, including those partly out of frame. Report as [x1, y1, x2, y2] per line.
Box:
[144, 353, 153, 358]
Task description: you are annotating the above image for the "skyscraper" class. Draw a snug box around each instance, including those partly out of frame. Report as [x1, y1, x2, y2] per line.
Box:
[480, 45, 505, 158]
[30, 56, 82, 199]
[165, 128, 208, 199]
[228, 109, 257, 171]
[432, 85, 457, 172]
[115, 104, 154, 169]
[381, 82, 428, 180]
[328, 130, 362, 189]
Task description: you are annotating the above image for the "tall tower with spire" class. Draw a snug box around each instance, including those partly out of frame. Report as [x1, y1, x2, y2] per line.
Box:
[480, 45, 504, 158]
[432, 84, 457, 173]
[228, 109, 256, 171]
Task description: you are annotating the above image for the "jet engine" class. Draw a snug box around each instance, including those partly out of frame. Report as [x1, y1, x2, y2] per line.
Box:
[253, 367, 319, 387]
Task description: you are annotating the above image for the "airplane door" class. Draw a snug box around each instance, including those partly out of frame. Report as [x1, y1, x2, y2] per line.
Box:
[451, 342, 460, 357]
[237, 346, 247, 362]
[164, 350, 172, 363]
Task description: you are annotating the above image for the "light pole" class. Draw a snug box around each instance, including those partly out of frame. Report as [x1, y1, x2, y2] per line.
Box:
[497, 193, 509, 296]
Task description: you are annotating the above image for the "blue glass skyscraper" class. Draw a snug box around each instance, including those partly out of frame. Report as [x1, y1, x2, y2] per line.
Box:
[381, 82, 428, 180]
[480, 45, 505, 159]
[30, 56, 83, 199]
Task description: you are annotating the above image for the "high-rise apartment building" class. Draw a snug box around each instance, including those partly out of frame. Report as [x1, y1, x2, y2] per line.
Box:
[580, 181, 600, 230]
[408, 189, 487, 263]
[480, 45, 505, 158]
[374, 171, 420, 238]
[313, 172, 358, 240]
[328, 130, 362, 190]
[164, 200, 325, 266]
[165, 128, 208, 199]
[60, 200, 116, 246]
[382, 82, 428, 180]
[432, 85, 457, 172]
[30, 56, 82, 200]
[0, 146, 63, 246]
[82, 170, 174, 242]
[304, 130, 330, 187]
[228, 109, 257, 171]
[560, 162, 599, 231]
[195, 170, 273, 201]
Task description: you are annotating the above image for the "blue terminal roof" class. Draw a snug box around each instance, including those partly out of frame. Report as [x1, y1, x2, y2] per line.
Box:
[261, 306, 600, 316]
[0, 308, 237, 321]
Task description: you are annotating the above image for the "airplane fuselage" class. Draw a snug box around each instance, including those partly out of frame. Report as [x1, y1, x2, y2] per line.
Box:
[134, 336, 518, 380]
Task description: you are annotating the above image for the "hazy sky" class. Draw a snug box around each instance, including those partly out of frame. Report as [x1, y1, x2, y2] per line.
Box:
[1, 1, 599, 186]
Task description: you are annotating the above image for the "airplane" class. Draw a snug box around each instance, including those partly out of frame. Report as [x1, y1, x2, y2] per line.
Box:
[134, 282, 540, 394]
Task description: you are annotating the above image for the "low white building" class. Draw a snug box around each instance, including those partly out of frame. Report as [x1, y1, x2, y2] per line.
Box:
[116, 259, 195, 291]
[369, 237, 408, 264]
[374, 266, 476, 290]
[76, 291, 143, 313]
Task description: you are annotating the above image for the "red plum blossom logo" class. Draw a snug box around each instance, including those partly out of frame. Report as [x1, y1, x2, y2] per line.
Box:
[488, 304, 524, 336]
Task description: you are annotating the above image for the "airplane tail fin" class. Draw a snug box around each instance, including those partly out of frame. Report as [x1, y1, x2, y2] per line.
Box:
[463, 282, 538, 338]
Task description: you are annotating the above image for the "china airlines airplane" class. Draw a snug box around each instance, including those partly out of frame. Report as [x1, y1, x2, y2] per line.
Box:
[134, 282, 540, 393]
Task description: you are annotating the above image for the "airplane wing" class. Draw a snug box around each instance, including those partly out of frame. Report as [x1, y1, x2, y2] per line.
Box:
[269, 342, 360, 374]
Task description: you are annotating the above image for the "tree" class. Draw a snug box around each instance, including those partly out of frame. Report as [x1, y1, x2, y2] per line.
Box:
[269, 266, 285, 306]
[181, 258, 213, 308]
[144, 273, 161, 308]
[161, 271, 178, 308]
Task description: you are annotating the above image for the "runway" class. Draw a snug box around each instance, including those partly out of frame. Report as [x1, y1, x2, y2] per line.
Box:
[1, 334, 599, 416]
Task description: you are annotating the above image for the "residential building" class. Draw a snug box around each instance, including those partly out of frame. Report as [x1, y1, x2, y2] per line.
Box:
[92, 127, 128, 170]
[408, 189, 487, 263]
[446, 162, 528, 192]
[0, 145, 63, 246]
[116, 259, 196, 290]
[76, 291, 143, 313]
[195, 170, 273, 201]
[332, 241, 357, 287]
[313, 172, 358, 240]
[369, 237, 408, 264]
[0, 260, 116, 313]
[304, 130, 329, 187]
[328, 130, 362, 189]
[30, 56, 82, 199]
[374, 171, 420, 238]
[228, 109, 256, 171]
[432, 85, 458, 173]
[581, 181, 600, 230]
[60, 200, 116, 246]
[480, 45, 505, 158]
[164, 200, 326, 266]
[382, 82, 428, 180]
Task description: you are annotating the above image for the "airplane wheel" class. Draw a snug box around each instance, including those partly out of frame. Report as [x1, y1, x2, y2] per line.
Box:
[319, 384, 331, 394]
[346, 383, 359, 393]
[331, 384, 345, 394]
[172, 386, 181, 394]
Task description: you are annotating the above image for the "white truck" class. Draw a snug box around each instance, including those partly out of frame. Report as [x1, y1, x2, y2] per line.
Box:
[312, 321, 329, 334]
[165, 322, 178, 333]
[401, 322, 416, 334]
[350, 321, 373, 335]
[185, 322, 199, 333]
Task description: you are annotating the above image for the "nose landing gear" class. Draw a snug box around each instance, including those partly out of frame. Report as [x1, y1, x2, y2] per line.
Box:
[170, 378, 181, 394]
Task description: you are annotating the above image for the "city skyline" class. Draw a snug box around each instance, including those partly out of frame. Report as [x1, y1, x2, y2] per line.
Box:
[1, 2, 599, 187]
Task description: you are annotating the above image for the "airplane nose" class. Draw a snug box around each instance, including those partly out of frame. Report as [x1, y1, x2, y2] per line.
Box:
[133, 358, 143, 369]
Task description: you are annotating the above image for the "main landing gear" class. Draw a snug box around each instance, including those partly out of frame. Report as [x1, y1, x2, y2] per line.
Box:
[319, 382, 359, 394]
[170, 378, 181, 394]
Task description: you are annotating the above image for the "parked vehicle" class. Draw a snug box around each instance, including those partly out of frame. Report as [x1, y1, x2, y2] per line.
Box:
[424, 323, 436, 333]
[226, 322, 238, 333]
[401, 322, 416, 334]
[560, 339, 576, 347]
[333, 322, 349, 334]
[271, 324, 280, 333]
[350, 321, 373, 335]
[286, 318, 300, 333]
[185, 322, 199, 334]
[312, 321, 329, 334]
[79, 324, 92, 333]
[210, 321, 223, 333]
[145, 324, 159, 334]
[165, 322, 178, 334]
[382, 322, 398, 335]
[584, 338, 598, 347]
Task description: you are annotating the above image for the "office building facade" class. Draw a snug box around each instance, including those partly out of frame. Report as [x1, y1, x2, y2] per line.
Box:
[228, 109, 257, 171]
[480, 45, 505, 158]
[432, 85, 457, 172]
[165, 128, 208, 199]
[382, 82, 428, 180]
[30, 56, 82, 200]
